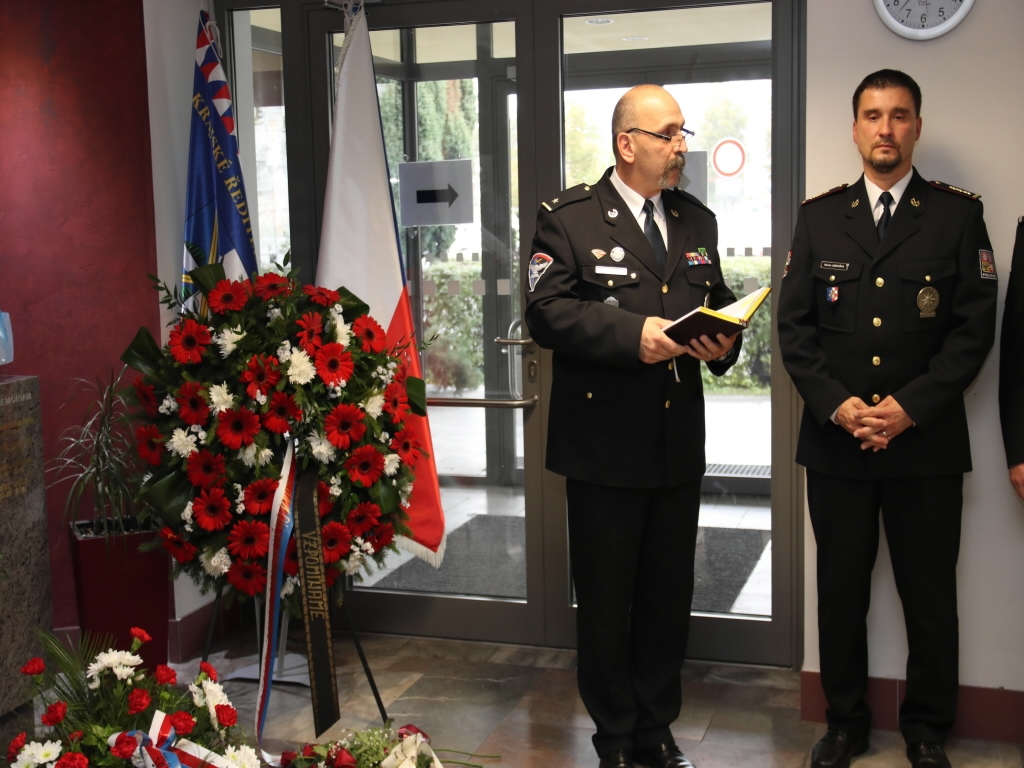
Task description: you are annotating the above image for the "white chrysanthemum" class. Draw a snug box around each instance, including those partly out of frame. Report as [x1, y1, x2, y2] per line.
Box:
[158, 395, 178, 415]
[215, 326, 246, 358]
[399, 483, 413, 505]
[11, 752, 33, 768]
[308, 433, 337, 463]
[280, 575, 299, 597]
[239, 445, 274, 468]
[287, 349, 316, 385]
[333, 318, 352, 347]
[209, 382, 234, 413]
[87, 677, 101, 690]
[167, 428, 198, 458]
[22, 742, 61, 765]
[201, 547, 232, 577]
[276, 340, 293, 362]
[267, 306, 283, 321]
[200, 679, 230, 725]
[383, 453, 401, 477]
[112, 664, 136, 680]
[362, 393, 384, 419]
[181, 501, 194, 526]
[344, 551, 364, 574]
[224, 746, 260, 768]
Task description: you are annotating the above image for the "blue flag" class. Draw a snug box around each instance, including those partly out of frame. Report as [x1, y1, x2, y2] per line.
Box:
[182, 10, 259, 304]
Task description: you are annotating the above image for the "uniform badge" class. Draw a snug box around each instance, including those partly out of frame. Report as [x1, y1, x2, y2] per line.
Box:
[610, 247, 625, 262]
[979, 249, 998, 280]
[820, 261, 849, 271]
[591, 249, 606, 260]
[528, 253, 554, 292]
[917, 286, 939, 318]
[604, 296, 619, 307]
[783, 251, 792, 278]
[910, 197, 921, 207]
[826, 286, 839, 303]
[670, 209, 679, 218]
[851, 199, 860, 208]
[607, 208, 619, 218]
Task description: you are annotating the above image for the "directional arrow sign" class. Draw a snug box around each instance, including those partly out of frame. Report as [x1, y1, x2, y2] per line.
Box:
[399, 159, 474, 226]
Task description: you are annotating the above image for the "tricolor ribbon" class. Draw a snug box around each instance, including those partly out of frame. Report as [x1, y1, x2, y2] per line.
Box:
[109, 711, 235, 768]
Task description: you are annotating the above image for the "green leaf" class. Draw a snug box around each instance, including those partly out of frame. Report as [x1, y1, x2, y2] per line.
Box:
[121, 327, 164, 378]
[139, 468, 194, 521]
[406, 376, 427, 416]
[189, 263, 228, 295]
[376, 478, 400, 515]
[336, 287, 370, 321]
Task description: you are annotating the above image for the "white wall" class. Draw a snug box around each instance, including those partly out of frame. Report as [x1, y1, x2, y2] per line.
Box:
[804, 0, 1024, 691]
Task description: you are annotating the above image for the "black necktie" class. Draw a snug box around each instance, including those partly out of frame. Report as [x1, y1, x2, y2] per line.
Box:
[643, 199, 667, 268]
[876, 190, 894, 241]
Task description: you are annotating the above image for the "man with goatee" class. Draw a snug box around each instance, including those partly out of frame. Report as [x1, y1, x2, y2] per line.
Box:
[525, 84, 741, 768]
[778, 70, 997, 768]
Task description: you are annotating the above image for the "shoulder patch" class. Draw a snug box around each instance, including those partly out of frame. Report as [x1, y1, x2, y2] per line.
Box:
[542, 182, 593, 212]
[801, 184, 849, 205]
[929, 180, 981, 200]
[668, 188, 716, 217]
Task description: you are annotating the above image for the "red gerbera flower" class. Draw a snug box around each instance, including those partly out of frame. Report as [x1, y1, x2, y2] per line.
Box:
[215, 704, 238, 728]
[283, 537, 299, 577]
[160, 527, 197, 563]
[345, 501, 381, 537]
[366, 522, 395, 553]
[226, 560, 267, 596]
[240, 354, 281, 399]
[392, 359, 409, 386]
[133, 377, 158, 417]
[352, 315, 387, 354]
[320, 521, 352, 563]
[130, 627, 152, 644]
[136, 424, 164, 466]
[345, 445, 385, 486]
[127, 688, 151, 715]
[383, 381, 410, 424]
[390, 429, 422, 467]
[295, 311, 324, 355]
[40, 701, 67, 726]
[110, 732, 137, 759]
[332, 749, 357, 768]
[227, 519, 270, 560]
[323, 403, 367, 449]
[154, 664, 177, 686]
[20, 658, 44, 676]
[199, 661, 219, 682]
[254, 272, 291, 299]
[208, 279, 249, 314]
[303, 284, 340, 306]
[168, 318, 211, 364]
[176, 381, 209, 426]
[169, 711, 195, 736]
[7, 732, 26, 763]
[216, 407, 261, 450]
[315, 343, 354, 387]
[264, 392, 303, 435]
[325, 564, 342, 587]
[186, 449, 226, 488]
[193, 487, 233, 531]
[244, 478, 279, 515]
[318, 481, 334, 517]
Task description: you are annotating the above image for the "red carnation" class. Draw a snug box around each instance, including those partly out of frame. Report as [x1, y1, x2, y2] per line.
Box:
[154, 664, 177, 686]
[216, 407, 261, 450]
[168, 318, 211, 365]
[176, 382, 210, 426]
[320, 522, 353, 563]
[283, 537, 299, 577]
[303, 284, 340, 306]
[20, 658, 44, 675]
[127, 688, 151, 715]
[383, 382, 410, 424]
[332, 749, 357, 768]
[390, 429, 422, 467]
[301, 745, 317, 758]
[7, 732, 26, 763]
[295, 311, 324, 355]
[241, 354, 281, 400]
[345, 501, 381, 537]
[280, 752, 297, 768]
[199, 661, 219, 682]
[315, 343, 354, 387]
[352, 315, 386, 354]
[318, 481, 334, 517]
[130, 627, 152, 644]
[214, 704, 238, 728]
[254, 272, 291, 299]
[40, 700, 67, 726]
[323, 403, 367, 449]
[169, 711, 195, 736]
[244, 478, 279, 515]
[264, 392, 303, 435]
[193, 487, 233, 531]
[345, 445, 385, 487]
[208, 279, 249, 314]
[186, 449, 226, 489]
[160, 527, 197, 563]
[133, 377, 158, 417]
[366, 522, 395, 553]
[136, 424, 164, 466]
[68, 732, 83, 744]
[54, 754, 88, 768]
[226, 560, 267, 596]
[110, 733, 138, 759]
[227, 519, 271, 560]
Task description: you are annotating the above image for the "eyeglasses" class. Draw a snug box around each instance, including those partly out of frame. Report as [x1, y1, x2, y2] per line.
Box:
[626, 126, 695, 144]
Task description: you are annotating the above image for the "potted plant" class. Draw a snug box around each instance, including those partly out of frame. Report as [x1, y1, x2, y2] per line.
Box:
[47, 367, 170, 666]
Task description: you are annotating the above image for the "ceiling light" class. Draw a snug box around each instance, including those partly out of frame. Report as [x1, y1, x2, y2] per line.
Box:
[585, 18, 613, 25]
[621, 36, 649, 41]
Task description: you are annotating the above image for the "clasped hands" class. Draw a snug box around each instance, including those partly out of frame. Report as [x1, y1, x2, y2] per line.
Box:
[639, 316, 738, 364]
[836, 395, 913, 452]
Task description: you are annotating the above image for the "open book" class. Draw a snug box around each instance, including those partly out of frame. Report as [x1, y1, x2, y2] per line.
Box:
[662, 285, 771, 345]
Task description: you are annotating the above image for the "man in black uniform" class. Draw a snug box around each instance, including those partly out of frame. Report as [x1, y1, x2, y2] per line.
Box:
[999, 218, 1024, 499]
[778, 70, 997, 768]
[525, 84, 740, 768]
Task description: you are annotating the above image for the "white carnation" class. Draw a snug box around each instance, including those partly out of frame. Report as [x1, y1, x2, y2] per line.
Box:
[383, 453, 401, 476]
[201, 547, 232, 577]
[333, 318, 352, 347]
[267, 306, 282, 321]
[215, 326, 245, 358]
[209, 382, 234, 413]
[308, 432, 337, 463]
[399, 482, 413, 505]
[167, 428, 198, 458]
[362, 393, 384, 419]
[280, 575, 299, 597]
[239, 445, 274, 468]
[287, 348, 316, 385]
[344, 551, 364, 575]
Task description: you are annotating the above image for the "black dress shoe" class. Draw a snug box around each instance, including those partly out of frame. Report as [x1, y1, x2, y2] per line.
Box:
[906, 742, 951, 768]
[811, 731, 869, 768]
[598, 748, 635, 768]
[635, 742, 695, 768]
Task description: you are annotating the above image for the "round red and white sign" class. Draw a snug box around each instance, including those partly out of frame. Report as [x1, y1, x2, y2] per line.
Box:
[712, 138, 746, 178]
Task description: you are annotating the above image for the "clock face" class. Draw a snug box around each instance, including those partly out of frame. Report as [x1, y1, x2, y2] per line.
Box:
[874, 0, 975, 40]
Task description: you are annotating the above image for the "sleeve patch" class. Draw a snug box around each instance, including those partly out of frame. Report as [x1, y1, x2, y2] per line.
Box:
[529, 253, 554, 292]
[979, 249, 998, 280]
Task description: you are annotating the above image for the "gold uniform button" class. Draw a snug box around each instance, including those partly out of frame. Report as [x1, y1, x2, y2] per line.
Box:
[872, 394, 881, 404]
[873, 317, 882, 327]
[925, 275, 932, 282]
[667, 361, 674, 371]
[662, 284, 669, 294]
[875, 277, 885, 287]
[607, 280, 614, 287]
[872, 356, 881, 366]
[829, 275, 836, 282]
[705, 280, 711, 287]
[665, 400, 671, 409]
[586, 392, 593, 399]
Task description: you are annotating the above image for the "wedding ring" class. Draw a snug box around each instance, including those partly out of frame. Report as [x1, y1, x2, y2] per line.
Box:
[882, 430, 888, 437]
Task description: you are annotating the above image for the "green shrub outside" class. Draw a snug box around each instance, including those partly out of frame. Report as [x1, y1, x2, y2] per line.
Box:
[422, 259, 484, 392]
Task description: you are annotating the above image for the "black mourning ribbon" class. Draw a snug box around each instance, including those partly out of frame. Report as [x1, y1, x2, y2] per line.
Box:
[643, 199, 667, 268]
[876, 190, 894, 241]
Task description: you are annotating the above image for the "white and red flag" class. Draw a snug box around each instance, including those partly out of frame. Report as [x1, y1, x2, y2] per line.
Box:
[316, 7, 446, 565]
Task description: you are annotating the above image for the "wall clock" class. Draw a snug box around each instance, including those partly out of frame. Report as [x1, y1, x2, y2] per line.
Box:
[873, 0, 975, 40]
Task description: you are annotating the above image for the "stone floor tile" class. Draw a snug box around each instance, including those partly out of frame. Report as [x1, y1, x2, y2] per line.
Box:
[392, 637, 502, 663]
[701, 702, 819, 753]
[474, 718, 599, 768]
[685, 739, 809, 768]
[504, 669, 594, 730]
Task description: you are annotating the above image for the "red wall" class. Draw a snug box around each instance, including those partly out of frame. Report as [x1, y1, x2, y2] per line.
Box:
[0, 0, 161, 631]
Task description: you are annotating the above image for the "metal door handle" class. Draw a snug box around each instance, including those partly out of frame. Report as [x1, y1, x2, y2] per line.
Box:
[494, 336, 534, 348]
[426, 395, 537, 409]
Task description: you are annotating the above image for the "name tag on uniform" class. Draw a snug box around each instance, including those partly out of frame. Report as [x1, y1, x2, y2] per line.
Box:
[820, 261, 849, 271]
[595, 266, 628, 275]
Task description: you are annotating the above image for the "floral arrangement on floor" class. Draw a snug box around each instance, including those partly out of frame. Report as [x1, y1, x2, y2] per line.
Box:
[6, 628, 250, 768]
[281, 723, 493, 768]
[121, 265, 428, 611]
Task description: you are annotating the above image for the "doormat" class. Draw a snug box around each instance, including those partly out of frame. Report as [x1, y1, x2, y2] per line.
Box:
[692, 527, 771, 614]
[375, 514, 526, 599]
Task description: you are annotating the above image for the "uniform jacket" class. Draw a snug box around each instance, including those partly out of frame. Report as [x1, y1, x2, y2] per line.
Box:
[999, 218, 1024, 468]
[778, 169, 997, 478]
[524, 168, 739, 488]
